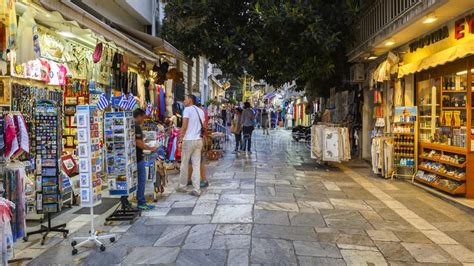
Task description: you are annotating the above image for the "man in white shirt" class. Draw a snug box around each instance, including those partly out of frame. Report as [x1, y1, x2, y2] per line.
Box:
[177, 94, 205, 196]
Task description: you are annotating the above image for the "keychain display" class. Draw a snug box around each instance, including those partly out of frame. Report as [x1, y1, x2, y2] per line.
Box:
[34, 100, 61, 213]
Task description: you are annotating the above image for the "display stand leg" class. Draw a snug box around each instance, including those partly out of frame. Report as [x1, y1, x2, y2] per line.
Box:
[24, 213, 68, 245]
[105, 196, 141, 224]
[71, 200, 116, 255]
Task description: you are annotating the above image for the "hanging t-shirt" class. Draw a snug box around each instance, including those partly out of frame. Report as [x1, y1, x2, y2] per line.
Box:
[58, 64, 68, 86]
[27, 59, 42, 80]
[48, 61, 60, 85]
[40, 59, 50, 83]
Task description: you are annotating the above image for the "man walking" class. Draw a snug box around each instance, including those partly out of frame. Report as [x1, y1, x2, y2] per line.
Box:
[133, 108, 157, 210]
[240, 102, 255, 154]
[177, 94, 205, 196]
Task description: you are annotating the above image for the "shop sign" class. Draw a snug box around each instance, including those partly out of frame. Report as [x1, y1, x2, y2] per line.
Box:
[409, 26, 449, 53]
[454, 14, 474, 40]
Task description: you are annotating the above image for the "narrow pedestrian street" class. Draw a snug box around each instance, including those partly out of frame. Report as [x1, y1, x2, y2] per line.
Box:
[25, 130, 474, 265]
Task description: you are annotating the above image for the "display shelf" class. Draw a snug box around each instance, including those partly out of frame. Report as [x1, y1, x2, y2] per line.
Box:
[442, 90, 466, 93]
[417, 166, 466, 182]
[419, 155, 466, 168]
[396, 143, 416, 147]
[394, 132, 415, 135]
[392, 106, 418, 179]
[442, 107, 467, 110]
[420, 142, 466, 154]
[414, 177, 466, 195]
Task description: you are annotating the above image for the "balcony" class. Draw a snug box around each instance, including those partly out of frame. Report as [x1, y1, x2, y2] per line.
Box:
[349, 0, 445, 62]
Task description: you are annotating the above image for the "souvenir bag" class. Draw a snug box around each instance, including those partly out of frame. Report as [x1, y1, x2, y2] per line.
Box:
[192, 106, 206, 138]
[93, 42, 103, 63]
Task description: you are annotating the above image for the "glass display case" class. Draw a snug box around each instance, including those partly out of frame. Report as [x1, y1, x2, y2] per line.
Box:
[418, 78, 440, 143]
[415, 59, 473, 198]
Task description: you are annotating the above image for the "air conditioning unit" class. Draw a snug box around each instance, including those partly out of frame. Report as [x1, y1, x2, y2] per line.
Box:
[350, 63, 365, 83]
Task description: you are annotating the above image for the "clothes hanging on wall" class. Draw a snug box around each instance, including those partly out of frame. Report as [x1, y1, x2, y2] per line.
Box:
[1, 165, 27, 241]
[2, 113, 30, 160]
[0, 114, 5, 156]
[371, 136, 394, 178]
[159, 85, 166, 121]
[0, 197, 15, 265]
[129, 72, 137, 95]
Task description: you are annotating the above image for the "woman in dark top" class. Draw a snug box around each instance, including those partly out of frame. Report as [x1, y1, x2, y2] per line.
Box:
[240, 102, 255, 154]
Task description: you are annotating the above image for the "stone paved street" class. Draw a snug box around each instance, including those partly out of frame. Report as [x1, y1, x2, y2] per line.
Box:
[26, 130, 474, 265]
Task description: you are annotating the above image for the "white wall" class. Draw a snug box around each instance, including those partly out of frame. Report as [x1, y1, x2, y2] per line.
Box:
[81, 0, 144, 30]
[125, 0, 153, 24]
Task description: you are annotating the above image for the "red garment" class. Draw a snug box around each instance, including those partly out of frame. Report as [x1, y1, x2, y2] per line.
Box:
[40, 59, 51, 83]
[300, 104, 303, 120]
[293, 104, 297, 120]
[4, 114, 18, 159]
[12, 114, 29, 159]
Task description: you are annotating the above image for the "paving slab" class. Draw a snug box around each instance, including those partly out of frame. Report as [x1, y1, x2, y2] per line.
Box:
[212, 204, 253, 223]
[250, 237, 297, 265]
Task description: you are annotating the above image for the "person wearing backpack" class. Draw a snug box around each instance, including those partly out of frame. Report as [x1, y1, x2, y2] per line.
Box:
[176, 94, 205, 196]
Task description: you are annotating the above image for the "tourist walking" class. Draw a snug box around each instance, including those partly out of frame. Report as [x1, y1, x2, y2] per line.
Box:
[240, 102, 255, 154]
[231, 107, 243, 153]
[177, 94, 205, 196]
[261, 107, 269, 135]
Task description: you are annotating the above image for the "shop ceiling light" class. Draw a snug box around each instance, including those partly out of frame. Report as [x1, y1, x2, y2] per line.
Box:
[456, 69, 474, 76]
[58, 31, 76, 38]
[385, 39, 395, 46]
[422, 13, 438, 24]
[367, 55, 378, 60]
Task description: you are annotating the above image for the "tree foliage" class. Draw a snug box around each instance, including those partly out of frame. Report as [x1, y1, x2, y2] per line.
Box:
[162, 0, 357, 95]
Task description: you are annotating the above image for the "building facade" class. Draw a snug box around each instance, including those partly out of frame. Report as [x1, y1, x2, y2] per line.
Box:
[350, 0, 474, 198]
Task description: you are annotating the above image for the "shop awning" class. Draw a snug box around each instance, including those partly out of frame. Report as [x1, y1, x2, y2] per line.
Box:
[39, 0, 160, 63]
[111, 22, 191, 64]
[372, 52, 399, 82]
[398, 43, 474, 78]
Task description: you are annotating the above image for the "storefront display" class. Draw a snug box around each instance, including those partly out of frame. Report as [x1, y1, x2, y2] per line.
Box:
[104, 111, 137, 195]
[413, 58, 473, 197]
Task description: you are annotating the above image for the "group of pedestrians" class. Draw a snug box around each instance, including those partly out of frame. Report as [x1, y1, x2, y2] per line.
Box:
[230, 101, 272, 154]
[230, 102, 256, 154]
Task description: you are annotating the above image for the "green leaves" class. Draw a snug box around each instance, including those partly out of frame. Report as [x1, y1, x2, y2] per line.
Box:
[162, 0, 355, 95]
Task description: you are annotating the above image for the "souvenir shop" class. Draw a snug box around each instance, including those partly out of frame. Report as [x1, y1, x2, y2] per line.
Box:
[369, 11, 474, 199]
[0, 0, 192, 261]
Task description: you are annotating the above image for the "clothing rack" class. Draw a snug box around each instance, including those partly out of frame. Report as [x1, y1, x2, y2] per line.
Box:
[0, 163, 33, 264]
